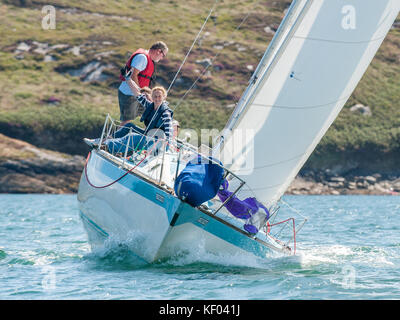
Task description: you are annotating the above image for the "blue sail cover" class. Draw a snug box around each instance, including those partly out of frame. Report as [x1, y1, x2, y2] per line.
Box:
[174, 156, 224, 207]
[217, 179, 269, 234]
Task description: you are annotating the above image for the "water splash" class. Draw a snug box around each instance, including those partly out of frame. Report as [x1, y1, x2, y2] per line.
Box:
[298, 244, 395, 268]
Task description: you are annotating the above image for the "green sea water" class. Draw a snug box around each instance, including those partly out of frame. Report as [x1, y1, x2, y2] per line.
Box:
[0, 194, 399, 300]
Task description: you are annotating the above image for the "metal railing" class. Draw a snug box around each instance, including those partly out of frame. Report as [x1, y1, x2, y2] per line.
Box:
[94, 115, 307, 253]
[96, 115, 247, 200]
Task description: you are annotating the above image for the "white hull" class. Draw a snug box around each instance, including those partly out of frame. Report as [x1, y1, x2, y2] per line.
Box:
[77, 150, 290, 263]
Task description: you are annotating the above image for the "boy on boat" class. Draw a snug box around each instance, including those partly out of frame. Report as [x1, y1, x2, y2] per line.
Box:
[118, 41, 168, 127]
[84, 74, 174, 154]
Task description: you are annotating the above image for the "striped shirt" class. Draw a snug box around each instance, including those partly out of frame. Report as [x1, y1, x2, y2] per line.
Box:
[137, 94, 173, 141]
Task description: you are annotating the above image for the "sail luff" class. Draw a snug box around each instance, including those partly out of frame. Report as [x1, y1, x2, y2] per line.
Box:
[218, 0, 400, 206]
[218, 0, 310, 141]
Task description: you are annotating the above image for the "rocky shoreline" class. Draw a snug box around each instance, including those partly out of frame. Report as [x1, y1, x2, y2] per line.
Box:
[287, 175, 400, 196]
[1, 134, 399, 195]
[0, 134, 85, 194]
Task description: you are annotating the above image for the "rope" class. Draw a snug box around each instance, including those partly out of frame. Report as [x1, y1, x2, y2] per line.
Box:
[133, 0, 219, 151]
[134, 6, 254, 154]
[167, 0, 219, 94]
[142, 1, 257, 148]
[83, 142, 157, 189]
[84, 132, 182, 189]
[269, 218, 296, 254]
[170, 9, 253, 113]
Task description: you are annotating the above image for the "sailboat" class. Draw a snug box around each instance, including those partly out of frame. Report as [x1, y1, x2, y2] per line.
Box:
[77, 0, 400, 263]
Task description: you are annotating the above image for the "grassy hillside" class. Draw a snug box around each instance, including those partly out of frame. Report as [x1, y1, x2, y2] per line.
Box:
[0, 0, 399, 174]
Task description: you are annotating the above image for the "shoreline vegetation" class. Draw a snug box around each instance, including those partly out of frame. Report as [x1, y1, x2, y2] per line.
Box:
[0, 1, 399, 195]
[1, 134, 399, 195]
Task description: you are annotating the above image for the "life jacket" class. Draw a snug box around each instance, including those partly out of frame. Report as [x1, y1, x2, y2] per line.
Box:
[119, 48, 155, 88]
[141, 101, 173, 134]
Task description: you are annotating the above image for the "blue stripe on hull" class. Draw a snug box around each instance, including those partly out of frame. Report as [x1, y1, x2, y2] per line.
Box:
[79, 211, 109, 238]
[173, 203, 276, 259]
[79, 151, 282, 262]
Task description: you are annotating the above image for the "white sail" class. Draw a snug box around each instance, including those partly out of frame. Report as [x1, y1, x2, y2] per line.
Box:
[218, 0, 400, 206]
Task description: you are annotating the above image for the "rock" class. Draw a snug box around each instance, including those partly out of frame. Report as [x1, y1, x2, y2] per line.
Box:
[33, 47, 49, 55]
[374, 183, 389, 193]
[50, 44, 69, 51]
[172, 76, 192, 89]
[372, 173, 382, 180]
[365, 176, 377, 184]
[41, 96, 61, 105]
[349, 103, 372, 116]
[31, 41, 50, 55]
[246, 65, 254, 71]
[94, 50, 115, 58]
[212, 44, 224, 50]
[392, 180, 400, 192]
[213, 63, 224, 71]
[0, 174, 55, 193]
[327, 181, 344, 188]
[63, 61, 112, 82]
[356, 181, 369, 189]
[195, 58, 212, 68]
[264, 26, 275, 35]
[84, 63, 113, 82]
[68, 46, 81, 56]
[44, 55, 56, 62]
[0, 134, 85, 193]
[330, 176, 346, 183]
[16, 42, 31, 52]
[286, 170, 400, 195]
[348, 182, 357, 190]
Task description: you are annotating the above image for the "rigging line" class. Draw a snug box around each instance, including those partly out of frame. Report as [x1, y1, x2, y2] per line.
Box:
[250, 95, 351, 110]
[252, 152, 305, 170]
[239, 181, 284, 191]
[133, 0, 219, 149]
[167, 0, 219, 94]
[170, 6, 255, 113]
[228, 151, 305, 172]
[144, 2, 257, 146]
[280, 198, 308, 221]
[292, 34, 389, 45]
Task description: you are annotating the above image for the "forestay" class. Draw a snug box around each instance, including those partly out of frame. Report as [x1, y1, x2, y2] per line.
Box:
[217, 0, 400, 206]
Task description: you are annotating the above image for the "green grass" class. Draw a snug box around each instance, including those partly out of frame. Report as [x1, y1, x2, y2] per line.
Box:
[0, 0, 399, 172]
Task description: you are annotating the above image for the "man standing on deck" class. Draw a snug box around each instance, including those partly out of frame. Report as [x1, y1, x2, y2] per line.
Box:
[118, 41, 168, 127]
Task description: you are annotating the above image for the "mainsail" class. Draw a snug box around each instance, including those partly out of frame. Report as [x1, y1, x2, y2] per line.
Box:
[216, 0, 400, 206]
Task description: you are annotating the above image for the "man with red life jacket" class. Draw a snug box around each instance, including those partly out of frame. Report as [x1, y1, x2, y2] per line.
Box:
[118, 41, 168, 127]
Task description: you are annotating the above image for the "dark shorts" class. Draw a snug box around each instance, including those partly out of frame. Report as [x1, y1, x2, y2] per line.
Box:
[118, 90, 145, 121]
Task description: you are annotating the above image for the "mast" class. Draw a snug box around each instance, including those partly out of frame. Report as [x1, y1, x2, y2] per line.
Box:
[217, 0, 310, 145]
[215, 0, 399, 206]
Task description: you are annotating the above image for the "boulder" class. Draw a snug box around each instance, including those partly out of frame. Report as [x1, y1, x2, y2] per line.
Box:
[264, 26, 276, 35]
[349, 104, 372, 116]
[195, 58, 212, 68]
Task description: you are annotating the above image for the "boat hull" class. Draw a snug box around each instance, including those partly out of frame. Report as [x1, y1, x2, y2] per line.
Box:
[157, 202, 284, 261]
[77, 150, 288, 263]
[77, 150, 181, 262]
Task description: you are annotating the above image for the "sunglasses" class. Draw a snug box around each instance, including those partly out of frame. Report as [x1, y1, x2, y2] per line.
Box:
[159, 49, 166, 58]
